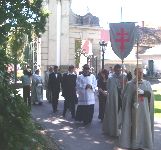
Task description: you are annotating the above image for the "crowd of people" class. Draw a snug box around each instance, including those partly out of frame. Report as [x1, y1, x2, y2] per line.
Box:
[21, 64, 154, 150]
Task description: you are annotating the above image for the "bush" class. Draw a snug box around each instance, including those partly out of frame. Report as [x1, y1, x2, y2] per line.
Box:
[0, 49, 36, 150]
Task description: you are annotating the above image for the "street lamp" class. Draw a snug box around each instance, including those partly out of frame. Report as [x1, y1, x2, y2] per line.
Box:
[99, 41, 107, 70]
[90, 55, 98, 75]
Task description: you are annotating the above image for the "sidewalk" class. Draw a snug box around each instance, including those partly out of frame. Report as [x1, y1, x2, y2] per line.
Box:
[31, 90, 161, 150]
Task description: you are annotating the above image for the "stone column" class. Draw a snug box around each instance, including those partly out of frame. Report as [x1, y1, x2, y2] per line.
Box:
[48, 0, 59, 65]
[60, 0, 71, 66]
[41, 0, 60, 77]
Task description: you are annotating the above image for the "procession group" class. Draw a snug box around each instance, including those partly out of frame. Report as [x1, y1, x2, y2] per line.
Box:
[21, 64, 154, 150]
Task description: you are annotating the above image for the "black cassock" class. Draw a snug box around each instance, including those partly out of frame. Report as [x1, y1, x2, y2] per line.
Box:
[62, 73, 77, 118]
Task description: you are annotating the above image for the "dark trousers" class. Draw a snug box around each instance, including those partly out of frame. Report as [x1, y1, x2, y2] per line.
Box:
[98, 95, 107, 120]
[23, 85, 31, 108]
[63, 97, 75, 118]
[51, 91, 59, 112]
[46, 88, 52, 103]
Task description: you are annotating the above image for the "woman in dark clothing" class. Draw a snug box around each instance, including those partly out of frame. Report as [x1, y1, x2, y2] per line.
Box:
[97, 69, 108, 121]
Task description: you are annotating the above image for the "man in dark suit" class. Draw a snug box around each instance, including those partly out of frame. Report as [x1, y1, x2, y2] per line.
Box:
[48, 65, 62, 113]
[62, 65, 77, 119]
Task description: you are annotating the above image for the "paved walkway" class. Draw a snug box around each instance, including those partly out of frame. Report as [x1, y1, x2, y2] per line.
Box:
[31, 89, 161, 150]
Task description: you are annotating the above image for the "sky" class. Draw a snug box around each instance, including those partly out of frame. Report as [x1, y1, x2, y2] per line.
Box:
[71, 0, 161, 28]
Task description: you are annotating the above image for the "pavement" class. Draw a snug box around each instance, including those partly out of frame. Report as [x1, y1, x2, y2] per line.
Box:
[29, 85, 161, 150]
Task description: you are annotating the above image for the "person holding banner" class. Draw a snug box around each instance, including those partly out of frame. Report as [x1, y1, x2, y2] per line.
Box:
[102, 64, 126, 137]
[118, 67, 154, 150]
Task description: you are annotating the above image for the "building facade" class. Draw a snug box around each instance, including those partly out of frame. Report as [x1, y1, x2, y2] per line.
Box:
[40, 0, 103, 77]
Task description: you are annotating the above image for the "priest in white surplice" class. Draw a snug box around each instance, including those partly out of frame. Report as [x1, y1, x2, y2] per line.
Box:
[75, 64, 97, 125]
[118, 67, 154, 150]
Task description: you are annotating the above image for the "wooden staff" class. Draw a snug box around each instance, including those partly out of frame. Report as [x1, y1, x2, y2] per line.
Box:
[122, 59, 125, 90]
[136, 41, 139, 105]
[133, 41, 139, 143]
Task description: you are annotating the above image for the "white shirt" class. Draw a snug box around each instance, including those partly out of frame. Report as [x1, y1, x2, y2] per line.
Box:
[76, 74, 97, 105]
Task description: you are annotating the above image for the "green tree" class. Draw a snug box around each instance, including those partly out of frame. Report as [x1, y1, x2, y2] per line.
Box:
[75, 39, 82, 68]
[7, 28, 28, 82]
[0, 0, 48, 149]
[0, 0, 48, 46]
[0, 0, 49, 82]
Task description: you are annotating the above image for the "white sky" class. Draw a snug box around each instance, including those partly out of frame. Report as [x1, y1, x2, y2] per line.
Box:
[71, 0, 161, 28]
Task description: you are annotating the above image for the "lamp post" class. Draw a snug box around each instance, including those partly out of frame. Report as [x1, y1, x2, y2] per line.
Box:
[92, 55, 98, 75]
[99, 41, 107, 70]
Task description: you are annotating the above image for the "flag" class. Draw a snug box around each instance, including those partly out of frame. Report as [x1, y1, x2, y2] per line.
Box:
[100, 29, 110, 42]
[109, 22, 136, 60]
[82, 40, 89, 54]
[81, 40, 92, 55]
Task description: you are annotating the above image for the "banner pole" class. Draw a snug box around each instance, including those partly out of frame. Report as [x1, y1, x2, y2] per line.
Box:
[122, 59, 124, 90]
[136, 42, 139, 104]
[133, 40, 139, 144]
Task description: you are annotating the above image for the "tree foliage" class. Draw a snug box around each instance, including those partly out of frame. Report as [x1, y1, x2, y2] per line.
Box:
[0, 48, 36, 150]
[0, 0, 48, 149]
[1, 0, 49, 82]
[0, 0, 48, 46]
[75, 39, 82, 68]
[7, 29, 26, 62]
